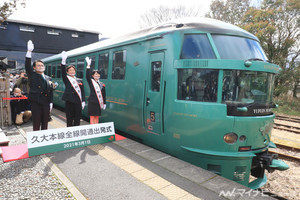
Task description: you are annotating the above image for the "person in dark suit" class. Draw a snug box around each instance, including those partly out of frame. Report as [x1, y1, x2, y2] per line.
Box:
[60, 51, 86, 127]
[10, 88, 32, 125]
[25, 40, 53, 131]
[85, 57, 106, 124]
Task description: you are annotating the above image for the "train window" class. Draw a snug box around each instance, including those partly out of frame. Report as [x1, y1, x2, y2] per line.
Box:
[180, 34, 216, 59]
[47, 64, 52, 76]
[151, 61, 161, 92]
[57, 63, 61, 78]
[77, 58, 84, 78]
[112, 50, 126, 80]
[178, 69, 218, 102]
[98, 54, 109, 79]
[69, 59, 76, 66]
[222, 70, 275, 105]
[212, 35, 268, 61]
[51, 63, 56, 78]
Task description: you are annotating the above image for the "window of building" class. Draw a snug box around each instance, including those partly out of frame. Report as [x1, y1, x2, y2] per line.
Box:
[0, 22, 7, 29]
[72, 33, 79, 38]
[112, 50, 126, 80]
[98, 53, 109, 79]
[77, 58, 84, 78]
[47, 29, 61, 35]
[19, 25, 35, 32]
[180, 34, 216, 59]
[178, 68, 219, 102]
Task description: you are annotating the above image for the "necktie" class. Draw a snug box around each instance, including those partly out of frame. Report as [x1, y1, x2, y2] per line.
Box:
[41, 74, 47, 88]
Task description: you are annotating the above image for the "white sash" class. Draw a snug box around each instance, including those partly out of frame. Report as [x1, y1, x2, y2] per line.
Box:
[67, 75, 82, 102]
[91, 79, 104, 109]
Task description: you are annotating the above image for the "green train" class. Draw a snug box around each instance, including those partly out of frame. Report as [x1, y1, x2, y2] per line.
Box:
[42, 18, 288, 189]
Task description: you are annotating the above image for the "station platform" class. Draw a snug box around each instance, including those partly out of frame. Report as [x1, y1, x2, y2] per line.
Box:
[13, 108, 274, 200]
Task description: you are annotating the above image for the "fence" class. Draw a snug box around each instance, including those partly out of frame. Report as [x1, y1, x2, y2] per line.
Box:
[0, 73, 12, 127]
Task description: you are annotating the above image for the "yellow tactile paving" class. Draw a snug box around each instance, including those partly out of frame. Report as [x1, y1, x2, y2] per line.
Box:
[131, 168, 157, 181]
[120, 162, 144, 173]
[49, 117, 66, 128]
[88, 144, 201, 200]
[144, 176, 172, 190]
[158, 184, 189, 200]
[111, 157, 133, 166]
[98, 149, 124, 161]
[179, 194, 203, 200]
[48, 116, 201, 200]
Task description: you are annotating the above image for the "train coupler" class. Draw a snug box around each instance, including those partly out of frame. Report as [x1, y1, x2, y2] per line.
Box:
[269, 159, 289, 171]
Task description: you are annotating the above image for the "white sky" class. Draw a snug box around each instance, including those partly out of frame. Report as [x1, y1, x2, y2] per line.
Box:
[8, 0, 212, 38]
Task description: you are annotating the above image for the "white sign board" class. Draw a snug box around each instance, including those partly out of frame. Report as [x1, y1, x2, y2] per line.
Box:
[27, 122, 115, 156]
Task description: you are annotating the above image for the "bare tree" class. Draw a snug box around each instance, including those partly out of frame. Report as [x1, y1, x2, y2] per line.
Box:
[139, 5, 202, 28]
[205, 0, 253, 25]
[0, 0, 26, 22]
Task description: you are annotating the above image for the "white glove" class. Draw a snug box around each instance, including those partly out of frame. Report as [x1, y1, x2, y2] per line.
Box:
[85, 57, 91, 68]
[103, 104, 106, 110]
[82, 102, 85, 109]
[61, 51, 68, 65]
[26, 40, 34, 58]
[50, 103, 53, 112]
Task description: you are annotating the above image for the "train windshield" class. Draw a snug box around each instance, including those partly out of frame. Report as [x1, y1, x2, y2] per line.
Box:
[212, 35, 268, 61]
[222, 70, 275, 105]
[178, 69, 218, 102]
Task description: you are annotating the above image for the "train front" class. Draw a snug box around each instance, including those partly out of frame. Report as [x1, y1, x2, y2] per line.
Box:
[174, 21, 289, 189]
[220, 66, 290, 189]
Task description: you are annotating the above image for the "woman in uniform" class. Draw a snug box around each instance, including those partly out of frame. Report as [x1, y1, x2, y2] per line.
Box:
[85, 57, 106, 124]
[60, 51, 86, 127]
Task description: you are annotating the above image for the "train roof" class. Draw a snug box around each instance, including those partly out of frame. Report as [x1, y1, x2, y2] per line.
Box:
[42, 18, 258, 62]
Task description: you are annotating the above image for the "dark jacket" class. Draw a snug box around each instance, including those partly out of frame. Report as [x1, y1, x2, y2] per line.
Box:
[25, 57, 53, 105]
[86, 68, 106, 105]
[10, 95, 31, 114]
[61, 64, 85, 104]
[14, 77, 30, 95]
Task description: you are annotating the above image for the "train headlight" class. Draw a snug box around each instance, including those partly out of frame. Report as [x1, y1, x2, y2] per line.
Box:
[223, 133, 238, 144]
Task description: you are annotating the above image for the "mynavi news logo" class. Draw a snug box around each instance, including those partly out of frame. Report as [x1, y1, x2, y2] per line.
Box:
[218, 188, 284, 198]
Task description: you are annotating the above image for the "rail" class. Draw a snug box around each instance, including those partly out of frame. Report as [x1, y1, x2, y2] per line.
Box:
[269, 142, 300, 163]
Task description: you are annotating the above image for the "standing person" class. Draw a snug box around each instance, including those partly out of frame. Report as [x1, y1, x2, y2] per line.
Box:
[14, 72, 30, 95]
[25, 40, 53, 131]
[61, 51, 85, 127]
[85, 57, 106, 124]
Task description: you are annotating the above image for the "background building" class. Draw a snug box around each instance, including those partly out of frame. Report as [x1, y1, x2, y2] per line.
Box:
[0, 19, 100, 71]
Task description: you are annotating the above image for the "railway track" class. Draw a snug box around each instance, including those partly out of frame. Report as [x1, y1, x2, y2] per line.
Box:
[273, 123, 300, 134]
[274, 114, 300, 134]
[275, 114, 300, 123]
[269, 143, 300, 163]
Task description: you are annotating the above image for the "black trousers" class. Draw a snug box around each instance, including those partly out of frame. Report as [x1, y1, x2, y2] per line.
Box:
[65, 101, 82, 127]
[31, 101, 50, 131]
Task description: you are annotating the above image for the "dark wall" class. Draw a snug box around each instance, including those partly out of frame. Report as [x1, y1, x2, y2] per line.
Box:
[0, 21, 99, 54]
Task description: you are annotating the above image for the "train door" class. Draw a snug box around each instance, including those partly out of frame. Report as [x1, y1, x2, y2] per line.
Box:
[145, 52, 165, 135]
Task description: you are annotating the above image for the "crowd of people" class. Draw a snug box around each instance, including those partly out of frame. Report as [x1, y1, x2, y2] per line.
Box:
[2, 40, 106, 131]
